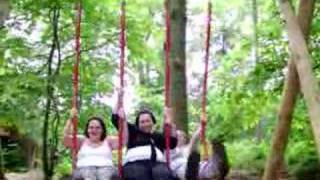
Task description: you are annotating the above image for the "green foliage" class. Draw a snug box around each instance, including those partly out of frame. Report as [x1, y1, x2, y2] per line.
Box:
[227, 140, 268, 173]
[54, 154, 72, 179]
[2, 140, 27, 172]
[1, 0, 320, 177]
[227, 138, 319, 176]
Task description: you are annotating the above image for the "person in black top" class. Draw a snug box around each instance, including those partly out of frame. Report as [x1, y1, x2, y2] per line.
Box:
[112, 108, 178, 180]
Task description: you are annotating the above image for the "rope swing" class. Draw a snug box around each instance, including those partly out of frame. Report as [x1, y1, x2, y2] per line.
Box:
[71, 1, 82, 169]
[164, 0, 172, 168]
[200, 0, 212, 161]
[117, 0, 126, 178]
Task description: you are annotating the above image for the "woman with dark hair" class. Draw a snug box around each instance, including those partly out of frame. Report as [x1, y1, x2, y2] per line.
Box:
[170, 126, 229, 180]
[112, 108, 178, 180]
[169, 127, 200, 180]
[63, 108, 127, 180]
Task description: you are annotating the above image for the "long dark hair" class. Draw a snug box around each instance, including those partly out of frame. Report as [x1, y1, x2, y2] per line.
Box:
[135, 109, 157, 127]
[211, 139, 229, 180]
[84, 116, 107, 141]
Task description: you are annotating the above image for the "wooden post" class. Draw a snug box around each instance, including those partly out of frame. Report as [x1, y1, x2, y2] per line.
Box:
[279, 0, 320, 158]
[262, 0, 315, 179]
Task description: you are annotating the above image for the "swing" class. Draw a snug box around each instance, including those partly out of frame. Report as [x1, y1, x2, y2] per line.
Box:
[69, 0, 212, 179]
[70, 0, 126, 178]
[116, 0, 126, 178]
[164, 1, 214, 179]
[163, 0, 212, 163]
[200, 0, 212, 161]
[164, 0, 172, 168]
[71, 1, 81, 170]
[192, 2, 229, 180]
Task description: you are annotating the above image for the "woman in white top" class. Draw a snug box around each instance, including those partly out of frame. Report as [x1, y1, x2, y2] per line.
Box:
[170, 128, 200, 180]
[170, 127, 229, 180]
[63, 108, 127, 180]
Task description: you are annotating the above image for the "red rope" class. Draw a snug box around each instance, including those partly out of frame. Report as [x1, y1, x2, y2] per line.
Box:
[164, 0, 171, 107]
[117, 0, 126, 178]
[164, 0, 171, 168]
[200, 1, 212, 161]
[72, 1, 82, 169]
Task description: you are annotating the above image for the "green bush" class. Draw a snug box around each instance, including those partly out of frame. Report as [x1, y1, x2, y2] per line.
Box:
[54, 154, 72, 179]
[286, 140, 320, 178]
[227, 139, 268, 173]
[3, 140, 27, 172]
[227, 138, 320, 178]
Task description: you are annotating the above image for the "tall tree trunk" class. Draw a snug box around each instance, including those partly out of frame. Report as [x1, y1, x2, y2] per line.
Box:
[0, 0, 9, 27]
[280, 0, 320, 159]
[262, 0, 315, 179]
[43, 6, 59, 180]
[169, 0, 188, 133]
[262, 60, 300, 180]
[43, 34, 53, 180]
[48, 8, 61, 177]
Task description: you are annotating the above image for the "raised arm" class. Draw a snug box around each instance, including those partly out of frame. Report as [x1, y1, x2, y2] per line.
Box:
[63, 108, 83, 148]
[166, 107, 178, 149]
[187, 126, 201, 155]
[63, 119, 84, 148]
[111, 87, 128, 131]
[108, 107, 129, 150]
[63, 119, 73, 148]
[158, 108, 178, 150]
[109, 88, 129, 149]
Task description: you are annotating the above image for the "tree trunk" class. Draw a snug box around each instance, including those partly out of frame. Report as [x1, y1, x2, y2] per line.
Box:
[169, 0, 188, 133]
[262, 61, 299, 180]
[48, 8, 62, 177]
[0, 0, 9, 27]
[263, 1, 315, 179]
[43, 48, 53, 179]
[280, 0, 320, 159]
[43, 6, 60, 180]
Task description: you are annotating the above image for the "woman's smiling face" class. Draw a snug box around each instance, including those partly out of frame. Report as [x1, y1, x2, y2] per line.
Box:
[87, 119, 103, 142]
[138, 113, 155, 133]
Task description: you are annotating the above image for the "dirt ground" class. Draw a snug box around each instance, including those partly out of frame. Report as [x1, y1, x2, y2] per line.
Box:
[4, 169, 320, 180]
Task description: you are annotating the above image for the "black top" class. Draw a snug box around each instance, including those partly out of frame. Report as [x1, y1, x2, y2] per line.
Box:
[111, 114, 177, 152]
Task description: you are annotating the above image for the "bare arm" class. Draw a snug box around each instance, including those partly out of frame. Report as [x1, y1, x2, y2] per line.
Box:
[109, 88, 128, 150]
[63, 119, 83, 148]
[63, 108, 84, 148]
[109, 107, 128, 150]
[187, 126, 201, 155]
[106, 136, 118, 150]
[118, 107, 128, 146]
[63, 119, 73, 148]
[165, 107, 178, 149]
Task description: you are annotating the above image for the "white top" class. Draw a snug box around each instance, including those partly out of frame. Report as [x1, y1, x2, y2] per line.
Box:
[124, 145, 165, 164]
[199, 157, 219, 179]
[170, 146, 189, 180]
[77, 139, 113, 167]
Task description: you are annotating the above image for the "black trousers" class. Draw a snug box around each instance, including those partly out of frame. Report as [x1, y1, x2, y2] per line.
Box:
[123, 160, 177, 180]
